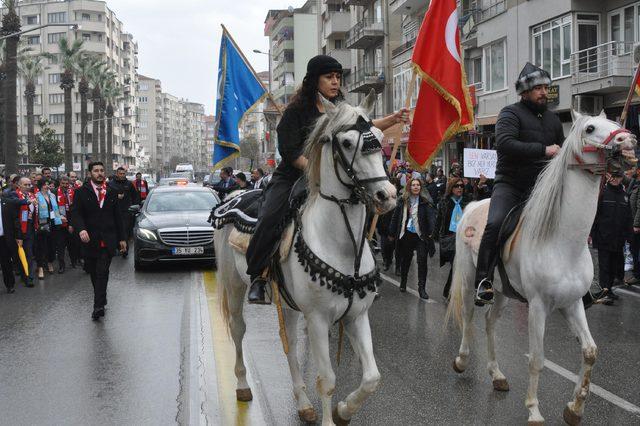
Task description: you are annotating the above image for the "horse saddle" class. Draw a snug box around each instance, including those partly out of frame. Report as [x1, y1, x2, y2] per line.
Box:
[496, 203, 527, 303]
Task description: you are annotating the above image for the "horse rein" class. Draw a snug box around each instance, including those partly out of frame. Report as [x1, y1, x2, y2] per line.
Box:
[570, 128, 631, 176]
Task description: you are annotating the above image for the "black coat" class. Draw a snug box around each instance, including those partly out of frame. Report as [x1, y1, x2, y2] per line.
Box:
[70, 182, 125, 258]
[388, 195, 437, 242]
[213, 178, 239, 197]
[275, 103, 322, 181]
[591, 183, 632, 252]
[108, 178, 140, 212]
[495, 100, 564, 191]
[0, 198, 18, 240]
[434, 195, 472, 266]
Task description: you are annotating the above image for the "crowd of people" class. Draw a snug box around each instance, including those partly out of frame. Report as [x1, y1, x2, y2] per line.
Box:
[0, 166, 148, 318]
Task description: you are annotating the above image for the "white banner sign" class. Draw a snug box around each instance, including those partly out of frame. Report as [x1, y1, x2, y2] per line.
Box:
[463, 148, 497, 179]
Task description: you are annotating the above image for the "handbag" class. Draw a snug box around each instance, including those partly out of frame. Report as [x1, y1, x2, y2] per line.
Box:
[37, 222, 51, 235]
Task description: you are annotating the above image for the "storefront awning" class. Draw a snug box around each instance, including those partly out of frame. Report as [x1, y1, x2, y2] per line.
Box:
[476, 115, 497, 126]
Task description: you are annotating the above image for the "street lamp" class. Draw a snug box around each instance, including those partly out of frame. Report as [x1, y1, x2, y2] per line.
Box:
[0, 23, 81, 41]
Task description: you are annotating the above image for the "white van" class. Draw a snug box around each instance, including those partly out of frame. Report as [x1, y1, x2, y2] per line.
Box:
[175, 163, 194, 173]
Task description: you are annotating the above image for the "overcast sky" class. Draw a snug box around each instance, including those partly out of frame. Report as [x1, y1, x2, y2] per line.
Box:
[107, 0, 297, 116]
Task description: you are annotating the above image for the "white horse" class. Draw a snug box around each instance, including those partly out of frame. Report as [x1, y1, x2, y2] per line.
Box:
[213, 91, 397, 425]
[446, 111, 637, 425]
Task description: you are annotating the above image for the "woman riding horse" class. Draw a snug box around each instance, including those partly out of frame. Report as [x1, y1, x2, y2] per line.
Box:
[246, 55, 410, 303]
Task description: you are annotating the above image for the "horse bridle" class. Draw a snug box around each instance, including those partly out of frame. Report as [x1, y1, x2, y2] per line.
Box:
[316, 115, 388, 300]
[571, 127, 631, 175]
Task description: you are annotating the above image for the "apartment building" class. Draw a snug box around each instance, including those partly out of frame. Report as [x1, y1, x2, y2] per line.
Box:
[137, 75, 161, 171]
[3, 0, 140, 170]
[456, 0, 640, 166]
[264, 2, 320, 106]
[204, 115, 215, 167]
[183, 101, 207, 172]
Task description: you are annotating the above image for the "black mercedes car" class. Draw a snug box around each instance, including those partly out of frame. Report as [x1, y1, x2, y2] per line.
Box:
[131, 185, 221, 270]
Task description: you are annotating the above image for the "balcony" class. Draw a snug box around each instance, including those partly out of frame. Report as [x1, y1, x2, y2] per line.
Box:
[347, 67, 385, 94]
[570, 41, 634, 95]
[273, 60, 294, 77]
[345, 0, 374, 6]
[327, 49, 352, 70]
[478, 0, 506, 22]
[391, 0, 427, 16]
[272, 84, 295, 103]
[392, 37, 416, 58]
[324, 12, 350, 38]
[273, 38, 294, 58]
[346, 19, 384, 50]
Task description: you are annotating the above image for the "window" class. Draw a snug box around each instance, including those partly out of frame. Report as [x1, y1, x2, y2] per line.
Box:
[49, 93, 64, 104]
[82, 33, 91, 42]
[52, 134, 64, 143]
[48, 32, 65, 44]
[48, 73, 61, 84]
[97, 34, 103, 42]
[26, 35, 40, 45]
[139, 96, 148, 103]
[393, 61, 420, 111]
[465, 57, 483, 85]
[577, 14, 600, 73]
[483, 39, 506, 92]
[334, 39, 343, 49]
[49, 114, 65, 124]
[532, 15, 571, 79]
[138, 82, 149, 91]
[82, 13, 91, 21]
[609, 3, 640, 54]
[24, 15, 39, 25]
[48, 12, 66, 24]
[48, 54, 61, 65]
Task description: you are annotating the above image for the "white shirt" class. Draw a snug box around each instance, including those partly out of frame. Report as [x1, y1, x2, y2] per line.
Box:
[253, 178, 263, 189]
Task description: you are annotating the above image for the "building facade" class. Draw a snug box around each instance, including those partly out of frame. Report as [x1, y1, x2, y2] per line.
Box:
[3, 0, 140, 171]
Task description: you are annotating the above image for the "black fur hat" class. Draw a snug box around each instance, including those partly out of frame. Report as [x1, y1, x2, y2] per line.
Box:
[515, 62, 551, 95]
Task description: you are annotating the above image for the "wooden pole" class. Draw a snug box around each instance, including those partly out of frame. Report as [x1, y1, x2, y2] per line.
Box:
[221, 24, 284, 117]
[619, 62, 640, 126]
[367, 68, 417, 241]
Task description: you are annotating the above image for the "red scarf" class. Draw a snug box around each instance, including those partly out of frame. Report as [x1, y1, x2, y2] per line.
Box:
[15, 189, 35, 234]
[57, 186, 74, 228]
[134, 179, 148, 200]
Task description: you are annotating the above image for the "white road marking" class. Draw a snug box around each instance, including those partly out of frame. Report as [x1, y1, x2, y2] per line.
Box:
[380, 273, 439, 304]
[524, 355, 640, 416]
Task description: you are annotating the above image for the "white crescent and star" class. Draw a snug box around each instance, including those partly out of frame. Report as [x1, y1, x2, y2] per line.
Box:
[445, 9, 461, 64]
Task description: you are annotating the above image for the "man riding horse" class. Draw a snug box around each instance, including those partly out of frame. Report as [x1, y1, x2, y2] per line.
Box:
[474, 63, 564, 305]
[246, 55, 409, 304]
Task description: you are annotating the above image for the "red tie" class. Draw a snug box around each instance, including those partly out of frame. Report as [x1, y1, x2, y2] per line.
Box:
[97, 184, 105, 207]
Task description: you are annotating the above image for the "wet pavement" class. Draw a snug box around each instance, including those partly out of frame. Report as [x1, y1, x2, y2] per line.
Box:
[1, 247, 639, 425]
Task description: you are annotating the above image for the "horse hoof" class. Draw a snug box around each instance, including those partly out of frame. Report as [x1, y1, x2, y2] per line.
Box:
[492, 378, 510, 392]
[236, 388, 253, 402]
[452, 359, 465, 374]
[563, 405, 582, 426]
[298, 407, 317, 424]
[332, 406, 351, 425]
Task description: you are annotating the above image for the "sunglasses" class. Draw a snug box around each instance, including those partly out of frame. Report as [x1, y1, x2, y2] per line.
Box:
[453, 184, 465, 189]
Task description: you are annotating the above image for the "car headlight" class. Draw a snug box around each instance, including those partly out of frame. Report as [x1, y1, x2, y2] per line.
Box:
[137, 228, 158, 241]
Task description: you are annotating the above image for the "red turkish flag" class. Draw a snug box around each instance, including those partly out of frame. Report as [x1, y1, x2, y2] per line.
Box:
[407, 0, 474, 168]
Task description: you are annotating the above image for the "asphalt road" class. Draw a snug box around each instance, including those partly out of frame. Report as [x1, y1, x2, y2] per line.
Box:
[1, 248, 639, 425]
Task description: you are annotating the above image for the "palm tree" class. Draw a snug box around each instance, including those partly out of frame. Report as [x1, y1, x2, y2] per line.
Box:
[88, 62, 107, 163]
[75, 53, 103, 164]
[1, 0, 21, 173]
[18, 53, 50, 162]
[58, 37, 84, 173]
[102, 73, 121, 175]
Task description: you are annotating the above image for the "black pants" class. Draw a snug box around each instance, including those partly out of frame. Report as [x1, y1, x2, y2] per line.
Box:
[631, 234, 640, 279]
[597, 249, 624, 291]
[84, 249, 113, 309]
[0, 236, 16, 290]
[382, 234, 395, 267]
[443, 263, 453, 298]
[246, 174, 295, 278]
[475, 182, 527, 286]
[57, 227, 79, 266]
[398, 232, 428, 288]
[35, 227, 58, 268]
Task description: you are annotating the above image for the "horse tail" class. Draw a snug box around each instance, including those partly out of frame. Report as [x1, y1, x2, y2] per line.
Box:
[213, 226, 233, 336]
[220, 281, 232, 336]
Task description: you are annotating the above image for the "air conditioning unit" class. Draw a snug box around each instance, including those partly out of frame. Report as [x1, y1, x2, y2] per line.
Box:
[573, 95, 604, 116]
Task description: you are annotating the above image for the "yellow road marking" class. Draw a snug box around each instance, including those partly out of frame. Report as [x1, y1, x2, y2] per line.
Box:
[203, 271, 250, 426]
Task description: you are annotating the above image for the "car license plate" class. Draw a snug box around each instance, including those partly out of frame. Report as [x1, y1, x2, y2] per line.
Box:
[172, 247, 204, 255]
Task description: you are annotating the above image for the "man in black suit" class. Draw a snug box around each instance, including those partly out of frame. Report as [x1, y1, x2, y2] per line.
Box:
[70, 162, 126, 320]
[0, 198, 18, 293]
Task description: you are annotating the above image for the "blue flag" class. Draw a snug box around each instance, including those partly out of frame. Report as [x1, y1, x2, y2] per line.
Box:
[213, 28, 267, 168]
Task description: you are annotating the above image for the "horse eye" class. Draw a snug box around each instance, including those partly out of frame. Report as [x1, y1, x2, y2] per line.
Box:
[342, 140, 352, 149]
[586, 125, 595, 134]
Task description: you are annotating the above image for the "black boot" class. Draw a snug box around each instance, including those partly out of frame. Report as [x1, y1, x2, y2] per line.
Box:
[475, 278, 494, 306]
[418, 284, 429, 300]
[399, 279, 407, 292]
[248, 276, 270, 305]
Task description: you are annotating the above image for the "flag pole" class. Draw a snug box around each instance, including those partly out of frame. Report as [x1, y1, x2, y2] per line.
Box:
[367, 68, 417, 241]
[619, 46, 640, 126]
[221, 24, 284, 117]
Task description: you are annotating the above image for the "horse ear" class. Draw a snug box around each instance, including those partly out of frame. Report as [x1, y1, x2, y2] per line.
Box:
[571, 109, 582, 122]
[319, 94, 337, 118]
[359, 89, 377, 116]
[598, 109, 606, 119]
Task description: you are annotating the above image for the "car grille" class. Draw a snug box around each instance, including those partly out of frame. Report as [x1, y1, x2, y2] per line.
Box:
[158, 227, 214, 247]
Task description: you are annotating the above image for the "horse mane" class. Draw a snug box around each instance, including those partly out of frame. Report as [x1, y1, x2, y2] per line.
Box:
[303, 101, 361, 197]
[522, 116, 587, 243]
